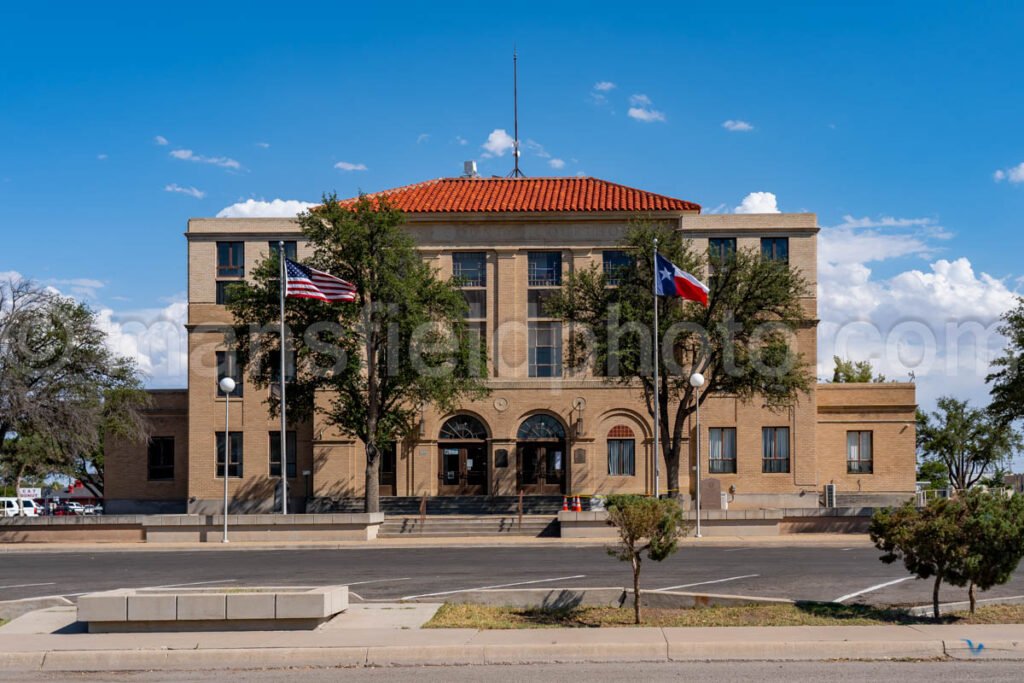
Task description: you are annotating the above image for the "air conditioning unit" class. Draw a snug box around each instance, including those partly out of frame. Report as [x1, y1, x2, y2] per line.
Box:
[824, 483, 837, 508]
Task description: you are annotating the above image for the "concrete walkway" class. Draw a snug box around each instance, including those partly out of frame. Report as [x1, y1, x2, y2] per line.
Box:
[0, 533, 873, 554]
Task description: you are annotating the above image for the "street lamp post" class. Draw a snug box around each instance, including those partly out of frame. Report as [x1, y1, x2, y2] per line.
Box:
[218, 376, 235, 543]
[689, 372, 705, 538]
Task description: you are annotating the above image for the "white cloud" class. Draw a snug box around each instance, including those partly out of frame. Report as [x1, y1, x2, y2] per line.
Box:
[993, 162, 1024, 183]
[216, 198, 316, 218]
[482, 129, 516, 157]
[548, 158, 566, 170]
[96, 297, 189, 388]
[594, 81, 616, 92]
[164, 183, 205, 199]
[169, 149, 241, 170]
[255, 141, 270, 148]
[154, 135, 169, 146]
[46, 278, 105, 299]
[455, 136, 468, 146]
[334, 161, 367, 171]
[525, 139, 550, 159]
[722, 119, 754, 132]
[627, 94, 666, 123]
[416, 133, 430, 144]
[734, 191, 780, 214]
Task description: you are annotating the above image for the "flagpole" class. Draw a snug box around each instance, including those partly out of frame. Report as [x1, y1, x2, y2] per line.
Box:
[279, 241, 288, 515]
[652, 237, 660, 499]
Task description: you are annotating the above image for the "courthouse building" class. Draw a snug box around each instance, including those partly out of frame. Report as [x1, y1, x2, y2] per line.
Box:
[105, 174, 917, 514]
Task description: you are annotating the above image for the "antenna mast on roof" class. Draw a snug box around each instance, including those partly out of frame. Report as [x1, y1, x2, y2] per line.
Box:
[508, 47, 525, 178]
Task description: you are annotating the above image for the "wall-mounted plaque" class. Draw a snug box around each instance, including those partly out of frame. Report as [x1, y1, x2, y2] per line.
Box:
[574, 449, 586, 464]
[495, 449, 509, 468]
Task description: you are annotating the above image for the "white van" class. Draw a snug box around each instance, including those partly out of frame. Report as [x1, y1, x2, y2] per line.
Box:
[0, 498, 40, 517]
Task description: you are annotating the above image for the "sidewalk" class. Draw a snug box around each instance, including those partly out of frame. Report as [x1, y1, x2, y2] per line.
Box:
[0, 533, 873, 554]
[0, 621, 1019, 671]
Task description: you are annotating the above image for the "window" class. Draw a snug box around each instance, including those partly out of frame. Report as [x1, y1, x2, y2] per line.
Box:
[709, 428, 737, 474]
[762, 427, 790, 473]
[709, 238, 737, 265]
[147, 437, 175, 481]
[603, 250, 631, 286]
[529, 322, 562, 377]
[217, 242, 245, 277]
[215, 281, 243, 305]
[761, 237, 789, 263]
[269, 431, 297, 478]
[527, 289, 557, 318]
[216, 351, 243, 397]
[216, 432, 243, 478]
[528, 252, 562, 286]
[607, 425, 636, 476]
[453, 252, 486, 287]
[847, 431, 873, 474]
[268, 241, 297, 261]
[267, 349, 297, 383]
[462, 289, 486, 319]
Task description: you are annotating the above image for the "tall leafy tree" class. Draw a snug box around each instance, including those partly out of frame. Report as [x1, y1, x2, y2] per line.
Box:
[546, 222, 812, 498]
[0, 278, 149, 510]
[916, 397, 1021, 491]
[988, 296, 1024, 425]
[228, 194, 487, 513]
[831, 356, 886, 383]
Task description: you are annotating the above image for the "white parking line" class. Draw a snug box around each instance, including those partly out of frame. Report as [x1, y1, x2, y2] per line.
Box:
[401, 575, 586, 601]
[347, 577, 411, 586]
[0, 582, 56, 590]
[833, 577, 913, 603]
[654, 574, 760, 592]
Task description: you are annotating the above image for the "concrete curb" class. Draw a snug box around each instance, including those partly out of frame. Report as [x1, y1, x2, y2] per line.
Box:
[0, 597, 73, 622]
[2, 634, 1022, 671]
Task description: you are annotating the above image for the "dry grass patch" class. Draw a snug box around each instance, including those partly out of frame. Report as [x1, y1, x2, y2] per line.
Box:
[424, 602, 1024, 629]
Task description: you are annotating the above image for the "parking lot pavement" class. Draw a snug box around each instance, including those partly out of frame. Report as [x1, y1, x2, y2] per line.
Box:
[2, 545, 1023, 609]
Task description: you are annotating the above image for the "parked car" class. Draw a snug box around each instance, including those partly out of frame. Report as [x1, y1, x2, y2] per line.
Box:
[51, 502, 80, 516]
[0, 497, 40, 517]
[63, 501, 85, 514]
[82, 504, 104, 515]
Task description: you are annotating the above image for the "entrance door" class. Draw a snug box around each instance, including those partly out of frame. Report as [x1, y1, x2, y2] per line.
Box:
[438, 443, 487, 495]
[517, 442, 566, 495]
[378, 442, 397, 497]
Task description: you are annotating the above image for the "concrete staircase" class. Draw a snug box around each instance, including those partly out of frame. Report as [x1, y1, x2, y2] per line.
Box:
[378, 514, 559, 538]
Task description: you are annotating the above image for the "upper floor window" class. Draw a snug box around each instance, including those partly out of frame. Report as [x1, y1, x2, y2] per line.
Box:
[528, 252, 562, 287]
[847, 431, 873, 474]
[709, 238, 737, 266]
[453, 252, 486, 287]
[147, 437, 175, 481]
[709, 427, 737, 474]
[267, 349, 297, 383]
[269, 241, 297, 261]
[217, 242, 244, 278]
[761, 237, 789, 263]
[762, 426, 790, 473]
[269, 431, 297, 478]
[215, 281, 243, 306]
[528, 322, 562, 377]
[602, 250, 631, 286]
[216, 350, 243, 397]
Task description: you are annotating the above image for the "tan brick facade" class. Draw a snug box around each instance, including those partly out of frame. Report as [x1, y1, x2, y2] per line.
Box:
[104, 180, 918, 512]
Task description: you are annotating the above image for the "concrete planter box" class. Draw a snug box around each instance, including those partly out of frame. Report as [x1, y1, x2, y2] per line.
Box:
[78, 585, 348, 633]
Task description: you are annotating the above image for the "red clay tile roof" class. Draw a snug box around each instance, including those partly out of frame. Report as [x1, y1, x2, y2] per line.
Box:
[339, 177, 700, 213]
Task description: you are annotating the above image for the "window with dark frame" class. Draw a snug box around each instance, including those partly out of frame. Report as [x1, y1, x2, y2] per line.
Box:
[761, 237, 789, 263]
[217, 242, 244, 277]
[147, 437, 175, 481]
[602, 250, 631, 286]
[267, 349, 297, 383]
[216, 350, 243, 397]
[269, 431, 297, 478]
[709, 427, 737, 474]
[847, 430, 874, 474]
[709, 238, 737, 266]
[607, 425, 636, 476]
[528, 322, 562, 378]
[268, 241, 297, 261]
[762, 426, 791, 473]
[527, 251, 562, 377]
[453, 252, 486, 287]
[215, 281, 243, 305]
[215, 432, 244, 478]
[527, 251, 562, 287]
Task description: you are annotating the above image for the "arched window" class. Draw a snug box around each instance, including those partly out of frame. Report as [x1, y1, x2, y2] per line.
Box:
[517, 415, 566, 440]
[439, 415, 488, 440]
[608, 425, 636, 476]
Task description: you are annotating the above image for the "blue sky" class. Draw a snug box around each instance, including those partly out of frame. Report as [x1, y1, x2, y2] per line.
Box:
[1, 1, 1022, 413]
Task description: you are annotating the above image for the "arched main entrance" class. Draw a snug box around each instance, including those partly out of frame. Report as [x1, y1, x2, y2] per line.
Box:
[437, 415, 488, 495]
[516, 415, 567, 495]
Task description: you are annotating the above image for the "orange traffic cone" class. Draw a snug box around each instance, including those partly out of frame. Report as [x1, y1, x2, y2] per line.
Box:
[562, 497, 569, 511]
[573, 496, 583, 512]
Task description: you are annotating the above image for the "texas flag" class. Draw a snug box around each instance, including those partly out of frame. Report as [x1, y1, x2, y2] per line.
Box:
[655, 253, 709, 307]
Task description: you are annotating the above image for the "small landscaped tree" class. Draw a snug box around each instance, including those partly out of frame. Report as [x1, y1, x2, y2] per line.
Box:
[947, 489, 1024, 614]
[605, 494, 687, 624]
[870, 498, 967, 619]
[831, 356, 886, 383]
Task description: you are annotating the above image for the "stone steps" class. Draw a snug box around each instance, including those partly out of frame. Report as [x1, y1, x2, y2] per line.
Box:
[317, 495, 567, 516]
[378, 515, 558, 538]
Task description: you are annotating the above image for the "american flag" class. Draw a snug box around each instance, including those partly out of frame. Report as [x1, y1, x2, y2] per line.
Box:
[284, 259, 357, 302]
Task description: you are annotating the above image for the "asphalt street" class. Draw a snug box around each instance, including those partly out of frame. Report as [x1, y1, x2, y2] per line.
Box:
[0, 662, 1019, 682]
[2, 545, 1023, 608]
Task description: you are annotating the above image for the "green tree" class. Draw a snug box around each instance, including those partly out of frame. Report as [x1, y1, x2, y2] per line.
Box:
[546, 222, 813, 499]
[916, 397, 1021, 491]
[870, 498, 967, 619]
[916, 459, 949, 491]
[605, 494, 687, 624]
[946, 490, 1024, 614]
[70, 385, 152, 496]
[0, 279, 148, 512]
[988, 297, 1024, 426]
[227, 194, 487, 513]
[831, 356, 886, 383]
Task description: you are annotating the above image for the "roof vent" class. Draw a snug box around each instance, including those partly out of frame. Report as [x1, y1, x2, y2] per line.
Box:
[463, 160, 478, 178]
